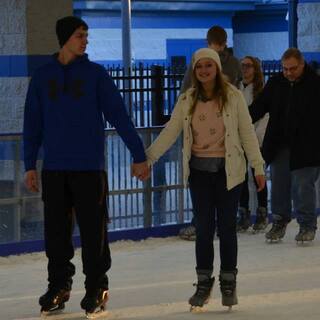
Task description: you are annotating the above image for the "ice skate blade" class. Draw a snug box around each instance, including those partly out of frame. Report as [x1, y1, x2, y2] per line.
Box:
[86, 310, 109, 319]
[40, 304, 65, 317]
[190, 306, 207, 313]
[296, 240, 314, 246]
[251, 228, 267, 234]
[265, 238, 282, 243]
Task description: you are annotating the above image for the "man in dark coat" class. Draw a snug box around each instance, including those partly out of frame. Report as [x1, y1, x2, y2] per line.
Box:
[249, 48, 320, 243]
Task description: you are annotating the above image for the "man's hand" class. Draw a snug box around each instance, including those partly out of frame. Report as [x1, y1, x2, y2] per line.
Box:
[24, 170, 39, 192]
[255, 174, 266, 192]
[131, 161, 150, 181]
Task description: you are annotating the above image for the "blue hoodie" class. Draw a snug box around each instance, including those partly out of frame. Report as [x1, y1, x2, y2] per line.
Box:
[23, 54, 146, 171]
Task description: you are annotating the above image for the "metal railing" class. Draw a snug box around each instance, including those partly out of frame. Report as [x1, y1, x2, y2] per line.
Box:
[101, 61, 284, 128]
[0, 129, 193, 245]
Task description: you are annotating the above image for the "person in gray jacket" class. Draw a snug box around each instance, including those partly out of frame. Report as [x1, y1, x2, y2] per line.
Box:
[180, 25, 241, 95]
[179, 25, 242, 240]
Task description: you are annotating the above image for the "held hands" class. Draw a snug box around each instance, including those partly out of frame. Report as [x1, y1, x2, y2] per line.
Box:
[255, 174, 266, 192]
[24, 170, 39, 192]
[131, 161, 150, 181]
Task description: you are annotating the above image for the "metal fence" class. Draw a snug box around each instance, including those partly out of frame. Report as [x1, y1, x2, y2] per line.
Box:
[99, 61, 276, 130]
[105, 64, 185, 128]
[6, 60, 319, 254]
[103, 61, 283, 127]
[0, 129, 193, 246]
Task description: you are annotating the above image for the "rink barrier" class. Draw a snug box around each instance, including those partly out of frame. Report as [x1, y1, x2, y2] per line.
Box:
[0, 129, 194, 256]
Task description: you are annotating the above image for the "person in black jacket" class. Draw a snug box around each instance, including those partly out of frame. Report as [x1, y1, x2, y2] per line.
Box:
[249, 48, 320, 243]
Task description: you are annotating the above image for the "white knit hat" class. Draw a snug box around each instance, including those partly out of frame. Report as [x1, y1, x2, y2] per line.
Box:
[192, 48, 222, 71]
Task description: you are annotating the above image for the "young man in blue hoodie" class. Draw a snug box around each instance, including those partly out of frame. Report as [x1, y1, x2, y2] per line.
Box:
[23, 16, 149, 318]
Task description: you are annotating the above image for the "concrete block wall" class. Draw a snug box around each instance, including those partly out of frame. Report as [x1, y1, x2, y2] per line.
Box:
[81, 13, 233, 65]
[87, 28, 231, 62]
[0, 0, 27, 133]
[0, 0, 72, 134]
[298, 1, 320, 60]
[233, 12, 288, 61]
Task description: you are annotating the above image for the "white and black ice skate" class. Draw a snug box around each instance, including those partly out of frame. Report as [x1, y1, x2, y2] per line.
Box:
[295, 228, 315, 244]
[188, 277, 214, 312]
[219, 270, 238, 311]
[39, 287, 70, 317]
[81, 288, 109, 319]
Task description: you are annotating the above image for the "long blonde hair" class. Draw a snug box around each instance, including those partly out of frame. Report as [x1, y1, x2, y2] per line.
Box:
[189, 61, 229, 115]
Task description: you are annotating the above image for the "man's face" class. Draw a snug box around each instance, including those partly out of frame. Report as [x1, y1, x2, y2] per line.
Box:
[282, 57, 304, 82]
[64, 26, 88, 56]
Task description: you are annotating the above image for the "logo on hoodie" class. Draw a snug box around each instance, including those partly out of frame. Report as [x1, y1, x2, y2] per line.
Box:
[48, 79, 85, 100]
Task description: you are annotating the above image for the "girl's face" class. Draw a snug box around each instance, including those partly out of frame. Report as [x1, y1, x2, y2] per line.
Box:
[194, 58, 217, 86]
[241, 58, 255, 82]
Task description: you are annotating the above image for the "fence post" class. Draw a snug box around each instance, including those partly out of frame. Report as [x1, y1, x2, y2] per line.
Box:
[143, 131, 152, 228]
[151, 65, 165, 126]
[13, 140, 21, 242]
[151, 66, 167, 225]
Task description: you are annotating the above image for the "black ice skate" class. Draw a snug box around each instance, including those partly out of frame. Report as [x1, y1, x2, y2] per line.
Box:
[252, 207, 268, 233]
[39, 287, 70, 317]
[188, 277, 215, 312]
[219, 270, 238, 310]
[81, 288, 109, 319]
[237, 207, 251, 232]
[265, 221, 287, 242]
[295, 228, 315, 244]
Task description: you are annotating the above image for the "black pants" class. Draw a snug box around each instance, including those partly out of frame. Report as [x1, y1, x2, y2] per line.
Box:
[189, 168, 241, 272]
[41, 170, 111, 291]
[239, 166, 268, 210]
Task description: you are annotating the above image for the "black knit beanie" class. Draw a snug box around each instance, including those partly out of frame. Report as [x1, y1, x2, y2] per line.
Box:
[56, 16, 88, 48]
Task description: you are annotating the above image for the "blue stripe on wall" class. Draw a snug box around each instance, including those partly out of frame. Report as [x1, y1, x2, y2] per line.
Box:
[233, 13, 288, 33]
[298, 0, 320, 3]
[82, 13, 232, 29]
[166, 39, 207, 65]
[302, 52, 320, 63]
[0, 55, 52, 77]
[0, 56, 166, 77]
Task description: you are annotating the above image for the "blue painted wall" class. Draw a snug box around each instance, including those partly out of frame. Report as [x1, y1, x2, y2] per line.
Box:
[233, 11, 288, 60]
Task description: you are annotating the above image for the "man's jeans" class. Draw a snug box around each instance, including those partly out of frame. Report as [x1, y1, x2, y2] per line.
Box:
[271, 148, 320, 230]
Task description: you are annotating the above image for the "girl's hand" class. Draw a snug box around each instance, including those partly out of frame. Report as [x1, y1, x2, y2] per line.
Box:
[255, 175, 266, 192]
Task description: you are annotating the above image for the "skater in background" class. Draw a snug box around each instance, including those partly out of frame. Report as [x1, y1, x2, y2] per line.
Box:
[146, 48, 265, 311]
[237, 56, 269, 232]
[179, 25, 242, 241]
[249, 48, 320, 243]
[23, 16, 149, 318]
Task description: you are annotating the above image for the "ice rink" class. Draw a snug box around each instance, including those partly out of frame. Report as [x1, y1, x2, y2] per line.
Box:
[1, 219, 320, 320]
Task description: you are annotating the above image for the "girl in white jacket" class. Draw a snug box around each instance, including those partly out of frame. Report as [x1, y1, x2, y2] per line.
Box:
[146, 48, 265, 311]
[237, 56, 269, 232]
